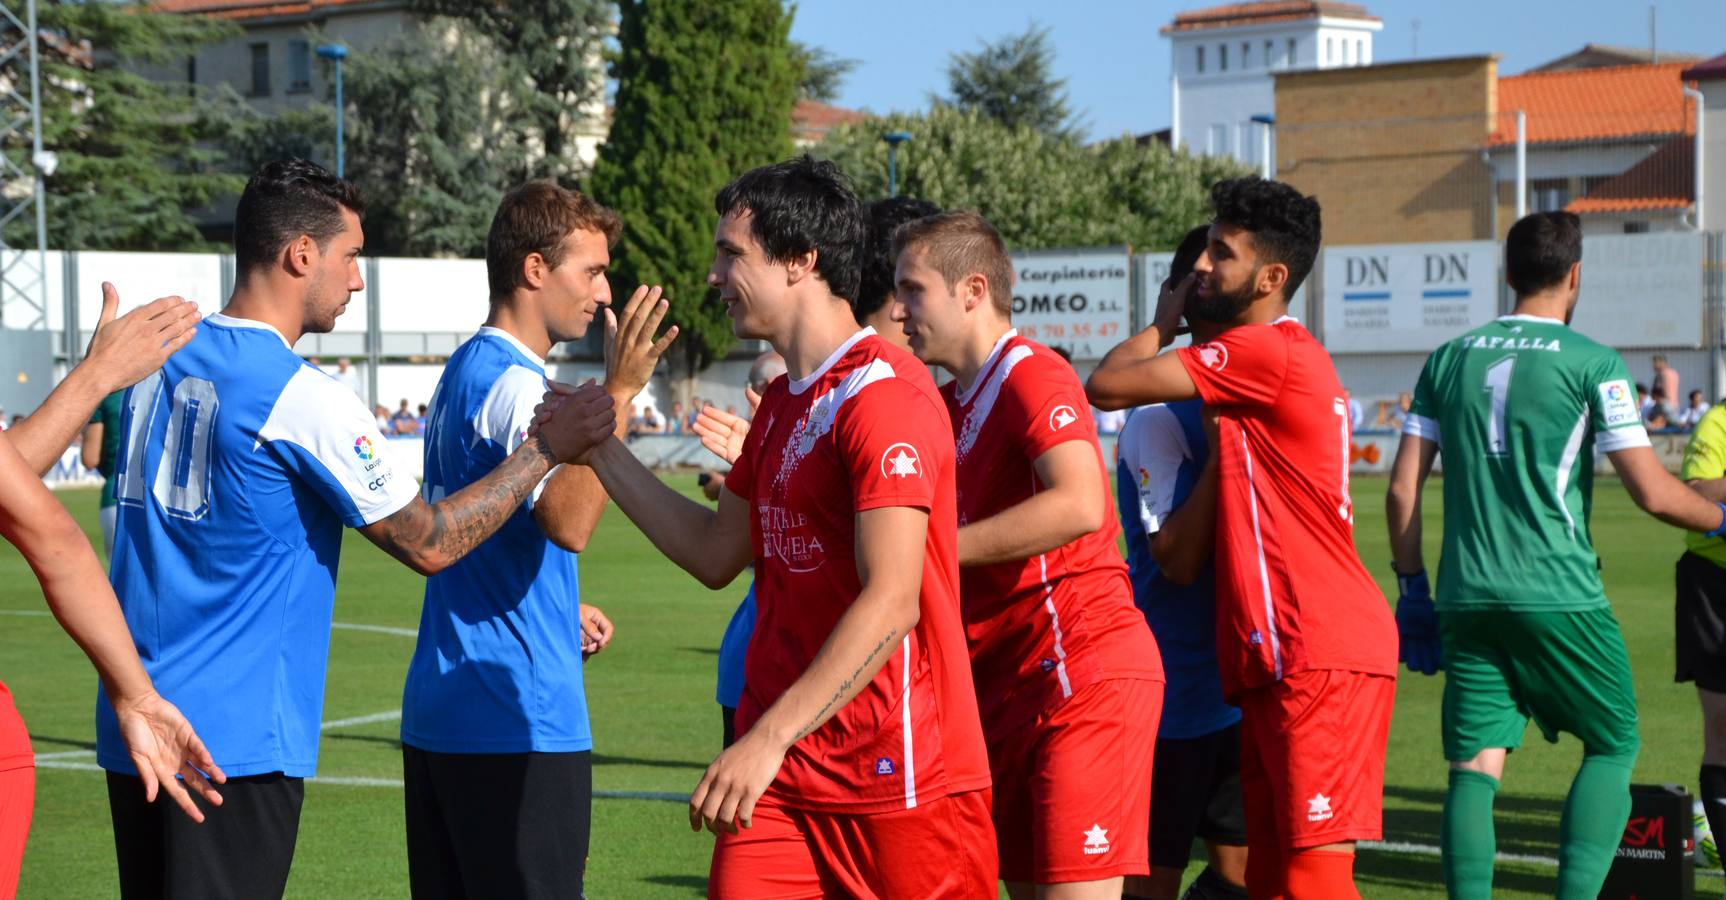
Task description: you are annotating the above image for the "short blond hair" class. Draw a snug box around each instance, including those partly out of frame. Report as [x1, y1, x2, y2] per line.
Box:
[891, 210, 1014, 317]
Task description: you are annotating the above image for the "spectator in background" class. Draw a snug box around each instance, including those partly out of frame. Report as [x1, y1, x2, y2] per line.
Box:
[1638, 383, 1654, 420]
[390, 399, 418, 435]
[374, 404, 392, 434]
[332, 357, 362, 397]
[1680, 390, 1712, 429]
[642, 406, 663, 434]
[685, 398, 702, 432]
[1647, 387, 1673, 427]
[1649, 406, 1673, 431]
[1346, 388, 1364, 432]
[80, 391, 127, 557]
[415, 404, 428, 434]
[667, 402, 685, 435]
[1655, 355, 1680, 411]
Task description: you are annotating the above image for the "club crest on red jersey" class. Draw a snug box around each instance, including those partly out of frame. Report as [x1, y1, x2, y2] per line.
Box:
[1196, 343, 1229, 372]
[1048, 404, 1078, 431]
[880, 442, 921, 478]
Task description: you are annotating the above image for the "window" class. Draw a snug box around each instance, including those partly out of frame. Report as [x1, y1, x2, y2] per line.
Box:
[1220, 43, 1228, 72]
[1357, 39, 1365, 65]
[1243, 42, 1251, 68]
[1342, 39, 1351, 64]
[287, 39, 311, 93]
[1623, 221, 1650, 234]
[1529, 177, 1570, 213]
[1196, 45, 1205, 73]
[248, 42, 270, 97]
[1326, 37, 1334, 64]
[1265, 40, 1274, 68]
[1287, 38, 1297, 67]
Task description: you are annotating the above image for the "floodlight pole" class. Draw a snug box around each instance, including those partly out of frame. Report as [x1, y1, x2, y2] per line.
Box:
[883, 131, 912, 198]
[316, 44, 348, 177]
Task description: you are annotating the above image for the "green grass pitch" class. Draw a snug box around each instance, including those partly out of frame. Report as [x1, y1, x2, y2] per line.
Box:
[1, 476, 1715, 897]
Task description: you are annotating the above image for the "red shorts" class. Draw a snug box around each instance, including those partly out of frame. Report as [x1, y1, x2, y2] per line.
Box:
[707, 789, 996, 899]
[0, 682, 34, 899]
[989, 677, 1161, 884]
[1238, 669, 1394, 850]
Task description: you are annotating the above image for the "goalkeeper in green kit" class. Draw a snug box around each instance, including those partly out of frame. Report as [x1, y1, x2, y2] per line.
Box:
[1385, 211, 1726, 899]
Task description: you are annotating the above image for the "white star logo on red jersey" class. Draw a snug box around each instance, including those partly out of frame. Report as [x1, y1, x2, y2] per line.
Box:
[1049, 405, 1077, 431]
[881, 443, 921, 478]
[1197, 343, 1229, 371]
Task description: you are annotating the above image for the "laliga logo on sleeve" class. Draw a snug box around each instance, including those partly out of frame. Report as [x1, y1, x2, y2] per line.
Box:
[1197, 343, 1228, 372]
[881, 443, 921, 478]
[1049, 405, 1078, 432]
[353, 436, 376, 460]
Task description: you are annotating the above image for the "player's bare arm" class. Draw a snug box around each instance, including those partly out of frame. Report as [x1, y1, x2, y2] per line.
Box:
[580, 436, 754, 589]
[1086, 274, 1201, 410]
[1612, 446, 1726, 533]
[0, 431, 225, 822]
[1387, 434, 1440, 574]
[689, 504, 926, 835]
[1152, 411, 1221, 586]
[10, 283, 200, 474]
[958, 439, 1108, 566]
[360, 384, 616, 575]
[533, 285, 679, 552]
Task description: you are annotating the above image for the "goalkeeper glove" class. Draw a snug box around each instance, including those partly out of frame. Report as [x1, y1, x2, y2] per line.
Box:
[1393, 566, 1443, 675]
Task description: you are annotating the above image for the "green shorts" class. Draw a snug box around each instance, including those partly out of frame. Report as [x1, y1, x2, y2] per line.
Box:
[1439, 607, 1639, 762]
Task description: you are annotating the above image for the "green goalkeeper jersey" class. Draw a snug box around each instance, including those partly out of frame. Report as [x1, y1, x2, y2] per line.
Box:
[1406, 314, 1650, 612]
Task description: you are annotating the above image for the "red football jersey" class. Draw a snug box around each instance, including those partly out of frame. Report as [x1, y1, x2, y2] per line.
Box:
[942, 332, 1162, 735]
[725, 329, 991, 814]
[1176, 318, 1397, 698]
[0, 680, 31, 772]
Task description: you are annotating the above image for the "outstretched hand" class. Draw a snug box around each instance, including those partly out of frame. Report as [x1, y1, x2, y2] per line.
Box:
[692, 404, 750, 466]
[112, 690, 226, 823]
[605, 285, 679, 399]
[533, 380, 616, 464]
[689, 726, 786, 835]
[83, 283, 201, 393]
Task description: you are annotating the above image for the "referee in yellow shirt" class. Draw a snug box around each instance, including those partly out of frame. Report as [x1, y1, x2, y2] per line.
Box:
[1679, 404, 1726, 847]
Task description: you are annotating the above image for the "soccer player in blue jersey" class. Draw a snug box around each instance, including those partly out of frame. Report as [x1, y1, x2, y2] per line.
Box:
[99, 159, 616, 899]
[402, 181, 665, 898]
[1115, 227, 1249, 900]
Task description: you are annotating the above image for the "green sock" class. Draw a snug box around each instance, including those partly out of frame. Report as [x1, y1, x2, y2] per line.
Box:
[1555, 751, 1636, 899]
[1443, 768, 1500, 900]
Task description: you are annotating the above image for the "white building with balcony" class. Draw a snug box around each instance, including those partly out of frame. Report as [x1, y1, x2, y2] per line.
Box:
[1164, 1, 1383, 167]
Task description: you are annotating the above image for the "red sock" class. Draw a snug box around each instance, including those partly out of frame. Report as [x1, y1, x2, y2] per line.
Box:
[1283, 849, 1358, 900]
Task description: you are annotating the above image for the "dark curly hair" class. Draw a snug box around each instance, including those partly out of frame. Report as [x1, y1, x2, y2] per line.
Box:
[854, 196, 940, 323]
[1209, 177, 1321, 300]
[715, 155, 864, 302]
[233, 158, 364, 277]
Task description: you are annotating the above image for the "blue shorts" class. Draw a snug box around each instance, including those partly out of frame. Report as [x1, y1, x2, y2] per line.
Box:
[716, 584, 756, 708]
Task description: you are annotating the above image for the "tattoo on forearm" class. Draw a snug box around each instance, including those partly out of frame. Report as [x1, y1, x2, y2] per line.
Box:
[380, 433, 555, 564]
[794, 627, 902, 742]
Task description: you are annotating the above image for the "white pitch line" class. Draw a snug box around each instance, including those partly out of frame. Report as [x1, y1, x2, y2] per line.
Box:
[33, 749, 96, 761]
[331, 622, 418, 638]
[0, 609, 51, 617]
[320, 709, 402, 730]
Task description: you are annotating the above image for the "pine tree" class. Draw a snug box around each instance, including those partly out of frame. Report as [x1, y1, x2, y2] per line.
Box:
[943, 24, 1083, 141]
[592, 0, 798, 371]
[1, 1, 243, 251]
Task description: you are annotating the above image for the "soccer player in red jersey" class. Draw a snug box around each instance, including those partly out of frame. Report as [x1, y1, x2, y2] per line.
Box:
[890, 211, 1164, 899]
[1087, 178, 1398, 900]
[565, 157, 995, 899]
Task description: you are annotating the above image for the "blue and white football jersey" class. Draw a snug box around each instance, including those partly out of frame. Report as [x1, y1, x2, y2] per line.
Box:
[98, 313, 420, 778]
[400, 327, 591, 754]
[1114, 401, 1239, 741]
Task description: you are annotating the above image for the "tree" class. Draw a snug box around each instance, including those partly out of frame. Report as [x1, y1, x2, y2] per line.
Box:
[335, 23, 542, 257]
[592, 0, 798, 371]
[814, 106, 1251, 252]
[1, 1, 243, 251]
[407, 0, 611, 180]
[943, 23, 1082, 140]
[791, 41, 858, 103]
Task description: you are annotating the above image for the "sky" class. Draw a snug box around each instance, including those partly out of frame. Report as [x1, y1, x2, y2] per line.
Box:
[789, 0, 1726, 142]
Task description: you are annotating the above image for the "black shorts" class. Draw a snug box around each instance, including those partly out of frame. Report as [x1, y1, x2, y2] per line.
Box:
[1147, 722, 1247, 868]
[108, 769, 303, 900]
[1677, 552, 1726, 692]
[403, 744, 592, 900]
